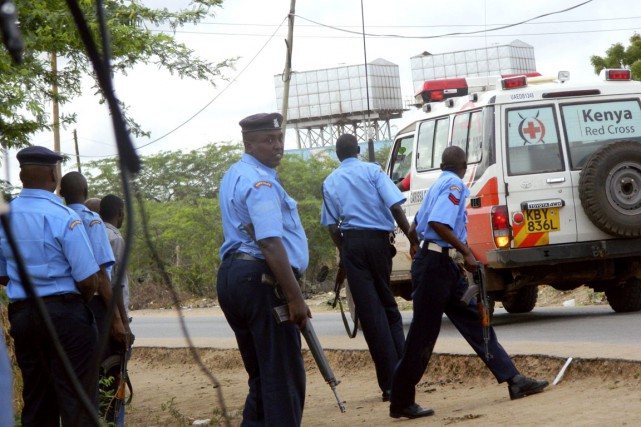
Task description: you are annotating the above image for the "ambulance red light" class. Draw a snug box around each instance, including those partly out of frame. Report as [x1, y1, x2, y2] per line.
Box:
[491, 205, 511, 249]
[415, 78, 468, 104]
[501, 76, 527, 90]
[603, 69, 631, 81]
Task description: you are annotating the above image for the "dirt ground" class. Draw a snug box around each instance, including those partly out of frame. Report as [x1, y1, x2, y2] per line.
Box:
[124, 287, 641, 426]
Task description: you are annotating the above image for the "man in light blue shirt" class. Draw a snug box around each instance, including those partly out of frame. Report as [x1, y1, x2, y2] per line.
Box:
[321, 133, 418, 402]
[389, 146, 548, 419]
[218, 112, 310, 426]
[0, 146, 100, 427]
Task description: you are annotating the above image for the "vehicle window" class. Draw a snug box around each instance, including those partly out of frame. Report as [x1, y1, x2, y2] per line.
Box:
[561, 99, 641, 169]
[468, 110, 483, 163]
[452, 113, 470, 151]
[506, 106, 564, 175]
[389, 136, 414, 183]
[416, 120, 435, 171]
[433, 118, 450, 166]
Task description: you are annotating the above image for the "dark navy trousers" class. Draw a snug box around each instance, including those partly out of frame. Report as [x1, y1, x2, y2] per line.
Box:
[217, 256, 305, 427]
[342, 230, 405, 394]
[8, 295, 98, 427]
[390, 247, 519, 408]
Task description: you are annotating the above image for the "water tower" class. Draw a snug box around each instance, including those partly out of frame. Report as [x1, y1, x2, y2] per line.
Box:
[274, 58, 405, 148]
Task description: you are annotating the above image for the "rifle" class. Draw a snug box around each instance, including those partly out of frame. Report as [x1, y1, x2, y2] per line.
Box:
[331, 264, 358, 338]
[273, 304, 346, 413]
[460, 262, 492, 361]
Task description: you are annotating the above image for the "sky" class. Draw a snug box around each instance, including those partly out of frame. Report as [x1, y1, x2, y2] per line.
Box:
[2, 0, 640, 187]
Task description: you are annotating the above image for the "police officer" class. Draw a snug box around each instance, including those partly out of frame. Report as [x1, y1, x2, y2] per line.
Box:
[60, 172, 127, 348]
[217, 112, 310, 426]
[0, 146, 101, 426]
[321, 133, 419, 402]
[389, 146, 548, 419]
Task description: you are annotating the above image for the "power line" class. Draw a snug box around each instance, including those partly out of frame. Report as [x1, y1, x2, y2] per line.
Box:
[72, 15, 288, 159]
[192, 15, 641, 28]
[294, 0, 594, 39]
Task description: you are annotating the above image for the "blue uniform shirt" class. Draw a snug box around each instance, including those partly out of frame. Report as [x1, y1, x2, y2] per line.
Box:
[219, 153, 309, 272]
[68, 203, 115, 269]
[414, 171, 469, 247]
[0, 189, 100, 300]
[321, 157, 405, 231]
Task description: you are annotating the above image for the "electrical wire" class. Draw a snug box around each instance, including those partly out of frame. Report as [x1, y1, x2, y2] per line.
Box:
[134, 15, 287, 150]
[294, 0, 594, 39]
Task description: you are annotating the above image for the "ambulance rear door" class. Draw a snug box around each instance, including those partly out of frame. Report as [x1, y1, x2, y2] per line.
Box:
[500, 103, 578, 248]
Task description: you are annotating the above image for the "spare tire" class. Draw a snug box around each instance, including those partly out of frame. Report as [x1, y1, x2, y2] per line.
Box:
[579, 141, 641, 237]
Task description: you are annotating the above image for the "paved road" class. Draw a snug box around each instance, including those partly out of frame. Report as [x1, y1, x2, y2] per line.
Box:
[131, 305, 641, 361]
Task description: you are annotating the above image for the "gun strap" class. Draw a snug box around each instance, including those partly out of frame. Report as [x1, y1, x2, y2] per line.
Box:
[332, 283, 358, 338]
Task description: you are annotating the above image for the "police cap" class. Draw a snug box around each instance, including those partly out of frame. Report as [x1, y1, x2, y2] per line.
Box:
[17, 146, 63, 167]
[239, 112, 283, 134]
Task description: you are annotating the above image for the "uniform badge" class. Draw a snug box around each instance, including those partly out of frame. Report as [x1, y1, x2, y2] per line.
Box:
[273, 118, 279, 128]
[448, 193, 461, 205]
[89, 219, 102, 227]
[449, 185, 461, 192]
[254, 181, 273, 189]
[70, 220, 82, 230]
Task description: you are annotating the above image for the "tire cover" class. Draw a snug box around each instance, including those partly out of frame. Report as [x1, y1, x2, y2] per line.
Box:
[579, 141, 641, 237]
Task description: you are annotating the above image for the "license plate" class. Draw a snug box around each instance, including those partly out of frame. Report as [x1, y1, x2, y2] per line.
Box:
[524, 207, 560, 233]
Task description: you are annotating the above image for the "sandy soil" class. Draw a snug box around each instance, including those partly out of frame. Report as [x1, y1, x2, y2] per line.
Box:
[126, 348, 641, 427]
[124, 288, 641, 426]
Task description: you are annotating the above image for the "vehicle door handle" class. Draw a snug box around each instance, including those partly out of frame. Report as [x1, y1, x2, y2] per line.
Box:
[546, 177, 566, 184]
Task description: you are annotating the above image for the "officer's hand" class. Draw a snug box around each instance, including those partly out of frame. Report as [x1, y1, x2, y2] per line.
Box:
[288, 297, 311, 330]
[111, 318, 128, 344]
[410, 243, 420, 258]
[462, 252, 478, 273]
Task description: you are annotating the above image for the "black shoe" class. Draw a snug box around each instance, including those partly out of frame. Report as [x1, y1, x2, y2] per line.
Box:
[382, 390, 390, 402]
[508, 375, 549, 400]
[389, 403, 435, 419]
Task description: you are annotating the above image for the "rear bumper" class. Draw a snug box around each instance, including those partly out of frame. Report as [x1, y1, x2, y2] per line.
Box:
[486, 238, 641, 269]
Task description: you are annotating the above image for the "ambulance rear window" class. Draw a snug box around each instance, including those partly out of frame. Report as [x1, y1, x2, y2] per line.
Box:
[505, 106, 564, 175]
[560, 99, 641, 169]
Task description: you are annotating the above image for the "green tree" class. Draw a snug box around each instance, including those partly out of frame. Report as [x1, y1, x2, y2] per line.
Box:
[84, 143, 242, 201]
[0, 0, 235, 150]
[591, 33, 641, 80]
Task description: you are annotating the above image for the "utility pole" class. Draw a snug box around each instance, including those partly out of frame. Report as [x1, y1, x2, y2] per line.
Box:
[360, 0, 375, 162]
[281, 0, 296, 145]
[51, 51, 62, 192]
[73, 129, 81, 173]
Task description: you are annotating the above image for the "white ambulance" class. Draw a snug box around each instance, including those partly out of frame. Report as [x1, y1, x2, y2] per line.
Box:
[386, 70, 641, 313]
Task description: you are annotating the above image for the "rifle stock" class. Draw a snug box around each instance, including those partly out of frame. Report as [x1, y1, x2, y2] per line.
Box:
[471, 263, 493, 361]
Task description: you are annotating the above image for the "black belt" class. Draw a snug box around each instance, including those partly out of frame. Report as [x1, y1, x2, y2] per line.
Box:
[228, 252, 301, 280]
[9, 293, 84, 313]
[342, 229, 391, 238]
[231, 252, 263, 262]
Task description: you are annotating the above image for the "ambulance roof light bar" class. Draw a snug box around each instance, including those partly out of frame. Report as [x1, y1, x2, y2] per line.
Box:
[415, 78, 468, 105]
[600, 69, 631, 81]
[500, 75, 527, 90]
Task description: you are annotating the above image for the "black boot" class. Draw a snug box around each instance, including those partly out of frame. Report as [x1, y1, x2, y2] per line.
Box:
[508, 374, 549, 400]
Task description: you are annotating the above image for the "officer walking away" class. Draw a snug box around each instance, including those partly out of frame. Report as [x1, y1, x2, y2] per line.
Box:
[321, 133, 420, 402]
[60, 172, 127, 348]
[389, 146, 548, 419]
[217, 113, 310, 426]
[0, 146, 101, 427]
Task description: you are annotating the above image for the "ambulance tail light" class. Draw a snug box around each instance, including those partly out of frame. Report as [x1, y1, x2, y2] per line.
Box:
[501, 75, 527, 90]
[601, 69, 631, 81]
[491, 205, 511, 249]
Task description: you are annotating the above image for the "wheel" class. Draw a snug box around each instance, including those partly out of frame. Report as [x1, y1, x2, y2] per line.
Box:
[605, 278, 641, 312]
[502, 285, 538, 313]
[579, 141, 641, 237]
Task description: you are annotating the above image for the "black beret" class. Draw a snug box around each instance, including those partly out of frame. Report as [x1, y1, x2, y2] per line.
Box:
[239, 112, 283, 134]
[17, 146, 63, 167]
